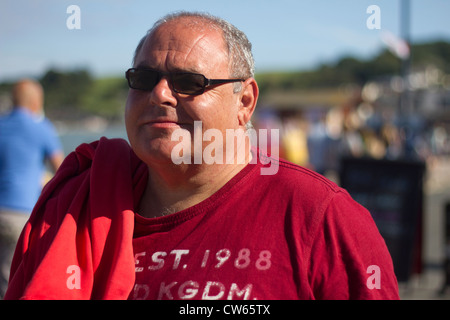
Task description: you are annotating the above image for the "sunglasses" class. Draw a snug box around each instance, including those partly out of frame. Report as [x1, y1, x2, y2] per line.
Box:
[125, 68, 245, 95]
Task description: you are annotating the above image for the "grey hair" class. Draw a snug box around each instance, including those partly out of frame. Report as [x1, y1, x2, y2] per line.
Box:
[132, 11, 255, 88]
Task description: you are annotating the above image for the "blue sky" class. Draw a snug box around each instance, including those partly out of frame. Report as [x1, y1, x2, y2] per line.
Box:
[1, 0, 449, 81]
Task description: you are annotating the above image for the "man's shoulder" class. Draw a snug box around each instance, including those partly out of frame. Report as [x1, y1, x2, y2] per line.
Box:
[260, 157, 342, 196]
[73, 137, 133, 161]
[0, 109, 21, 124]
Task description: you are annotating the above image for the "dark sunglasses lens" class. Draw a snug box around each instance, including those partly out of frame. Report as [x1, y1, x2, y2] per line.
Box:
[172, 73, 205, 94]
[128, 69, 159, 91]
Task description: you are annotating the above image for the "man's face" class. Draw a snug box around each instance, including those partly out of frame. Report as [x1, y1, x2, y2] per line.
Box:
[125, 18, 243, 166]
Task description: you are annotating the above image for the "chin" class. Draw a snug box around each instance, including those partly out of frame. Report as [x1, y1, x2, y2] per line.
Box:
[131, 138, 180, 166]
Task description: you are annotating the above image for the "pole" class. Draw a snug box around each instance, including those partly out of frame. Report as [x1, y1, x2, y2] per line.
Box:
[399, 0, 411, 115]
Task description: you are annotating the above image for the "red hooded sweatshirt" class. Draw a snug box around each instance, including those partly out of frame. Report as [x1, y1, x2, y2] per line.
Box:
[5, 137, 146, 299]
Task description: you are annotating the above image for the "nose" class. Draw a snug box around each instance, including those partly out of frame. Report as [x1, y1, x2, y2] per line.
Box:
[149, 76, 177, 107]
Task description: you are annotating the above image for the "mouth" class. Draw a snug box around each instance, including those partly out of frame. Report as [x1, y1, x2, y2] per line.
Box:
[145, 119, 189, 129]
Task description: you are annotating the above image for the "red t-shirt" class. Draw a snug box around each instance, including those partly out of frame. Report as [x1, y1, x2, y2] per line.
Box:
[130, 156, 399, 300]
[5, 138, 399, 300]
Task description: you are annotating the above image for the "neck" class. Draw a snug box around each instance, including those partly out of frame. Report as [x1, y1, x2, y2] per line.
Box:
[138, 149, 252, 219]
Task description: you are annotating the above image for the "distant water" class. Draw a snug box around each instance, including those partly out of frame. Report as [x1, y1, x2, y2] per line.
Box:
[58, 125, 128, 156]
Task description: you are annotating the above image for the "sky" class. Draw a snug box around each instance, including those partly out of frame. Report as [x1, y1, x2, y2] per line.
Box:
[1, 0, 449, 82]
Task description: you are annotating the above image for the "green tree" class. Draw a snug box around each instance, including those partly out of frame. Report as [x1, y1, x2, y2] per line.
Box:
[40, 68, 93, 117]
[80, 77, 128, 121]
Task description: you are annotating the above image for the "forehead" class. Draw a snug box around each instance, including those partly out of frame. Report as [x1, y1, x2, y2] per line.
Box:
[135, 18, 229, 74]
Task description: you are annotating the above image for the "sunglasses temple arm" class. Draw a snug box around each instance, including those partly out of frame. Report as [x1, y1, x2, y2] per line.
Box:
[207, 79, 245, 86]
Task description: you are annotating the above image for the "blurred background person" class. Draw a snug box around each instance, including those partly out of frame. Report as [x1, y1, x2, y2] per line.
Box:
[0, 79, 64, 298]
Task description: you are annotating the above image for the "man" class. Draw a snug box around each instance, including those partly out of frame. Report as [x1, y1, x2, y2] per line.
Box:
[5, 12, 399, 300]
[0, 79, 63, 298]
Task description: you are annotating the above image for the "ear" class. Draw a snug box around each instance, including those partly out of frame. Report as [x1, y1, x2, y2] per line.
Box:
[237, 78, 259, 127]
